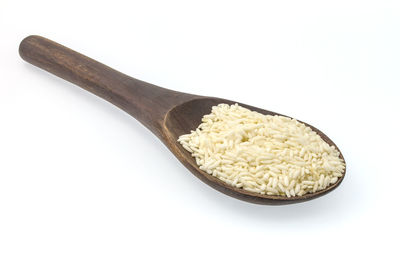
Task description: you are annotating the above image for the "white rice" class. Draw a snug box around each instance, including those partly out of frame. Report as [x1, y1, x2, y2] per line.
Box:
[178, 103, 345, 197]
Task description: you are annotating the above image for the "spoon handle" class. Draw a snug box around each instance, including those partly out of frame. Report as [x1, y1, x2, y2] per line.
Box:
[19, 35, 198, 136]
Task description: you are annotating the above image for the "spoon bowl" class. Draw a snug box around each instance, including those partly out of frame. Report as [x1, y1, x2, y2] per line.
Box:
[19, 35, 346, 205]
[164, 98, 346, 204]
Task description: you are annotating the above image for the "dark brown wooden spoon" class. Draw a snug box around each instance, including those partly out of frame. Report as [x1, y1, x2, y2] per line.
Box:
[19, 35, 346, 205]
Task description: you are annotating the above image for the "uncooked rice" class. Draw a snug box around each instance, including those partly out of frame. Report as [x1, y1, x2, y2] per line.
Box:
[178, 103, 345, 197]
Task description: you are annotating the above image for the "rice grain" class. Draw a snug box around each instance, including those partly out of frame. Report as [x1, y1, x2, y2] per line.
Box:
[178, 103, 345, 197]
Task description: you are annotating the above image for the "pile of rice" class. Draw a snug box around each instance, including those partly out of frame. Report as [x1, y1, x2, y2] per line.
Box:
[178, 103, 345, 197]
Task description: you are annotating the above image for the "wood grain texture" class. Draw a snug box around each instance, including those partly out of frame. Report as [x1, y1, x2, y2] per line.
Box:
[19, 35, 346, 205]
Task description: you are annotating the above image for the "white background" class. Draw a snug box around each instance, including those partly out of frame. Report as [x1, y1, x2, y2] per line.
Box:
[1, 1, 399, 266]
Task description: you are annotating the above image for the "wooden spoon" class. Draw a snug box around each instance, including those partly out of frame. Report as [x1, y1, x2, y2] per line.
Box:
[19, 35, 346, 205]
